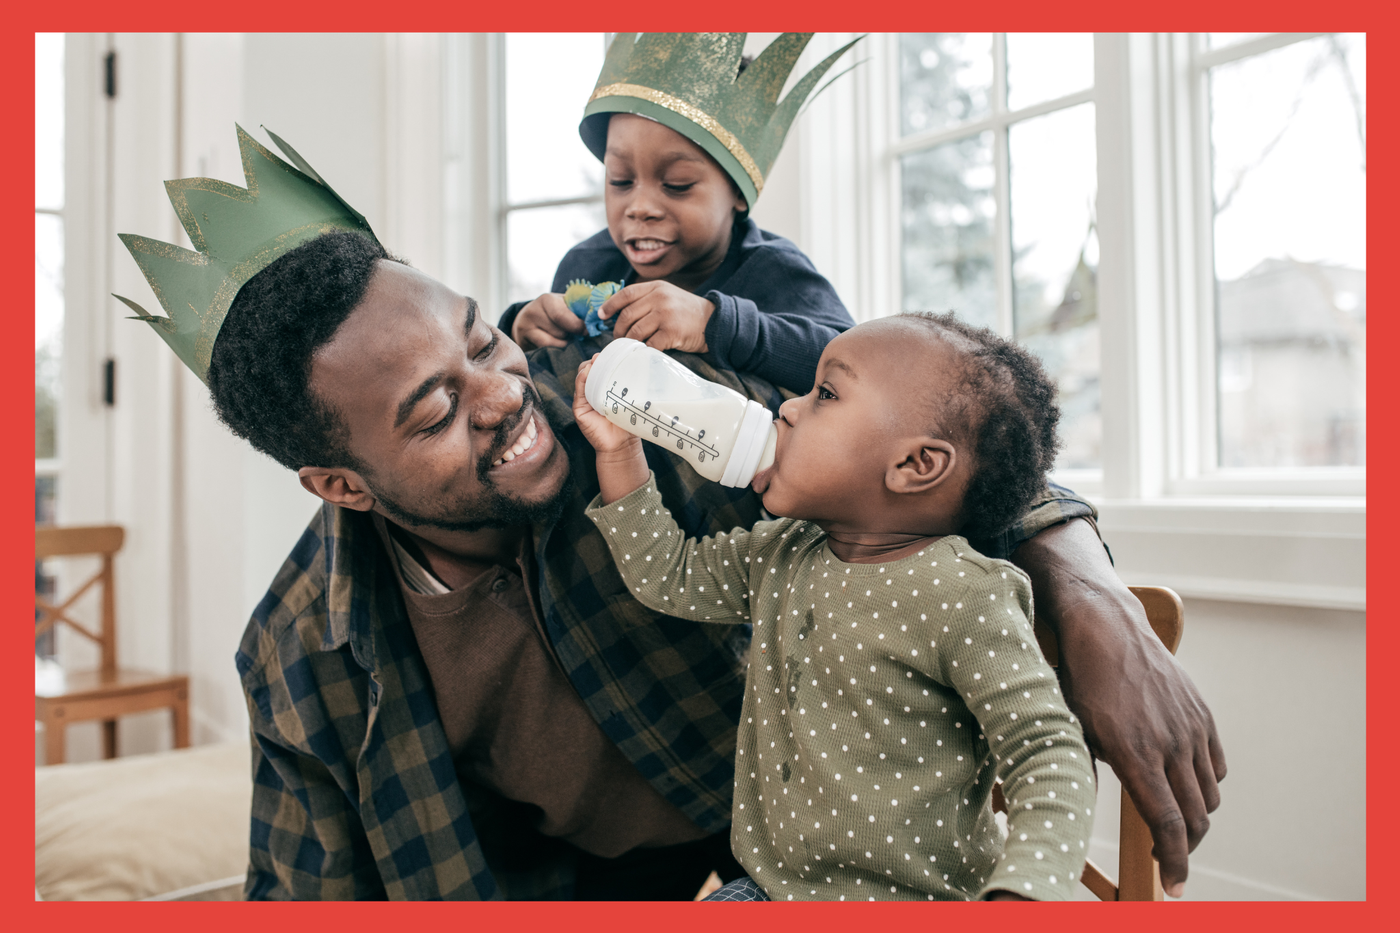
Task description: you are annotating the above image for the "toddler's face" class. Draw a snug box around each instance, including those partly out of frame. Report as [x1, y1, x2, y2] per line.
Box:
[603, 114, 747, 288]
[754, 320, 961, 524]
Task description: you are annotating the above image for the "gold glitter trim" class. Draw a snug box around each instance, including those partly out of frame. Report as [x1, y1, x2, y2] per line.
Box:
[590, 82, 764, 194]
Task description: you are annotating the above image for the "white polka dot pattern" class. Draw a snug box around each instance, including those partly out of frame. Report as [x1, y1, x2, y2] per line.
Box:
[585, 476, 1095, 901]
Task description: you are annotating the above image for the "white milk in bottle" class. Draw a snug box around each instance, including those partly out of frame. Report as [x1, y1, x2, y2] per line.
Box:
[583, 338, 777, 487]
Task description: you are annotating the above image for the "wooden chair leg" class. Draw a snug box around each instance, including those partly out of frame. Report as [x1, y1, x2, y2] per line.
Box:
[172, 698, 190, 749]
[1118, 790, 1165, 901]
[43, 718, 66, 766]
[101, 719, 118, 759]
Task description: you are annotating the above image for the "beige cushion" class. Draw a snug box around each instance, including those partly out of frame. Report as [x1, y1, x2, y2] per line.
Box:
[35, 741, 251, 901]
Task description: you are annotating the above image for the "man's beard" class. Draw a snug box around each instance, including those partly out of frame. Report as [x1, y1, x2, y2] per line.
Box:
[367, 384, 575, 534]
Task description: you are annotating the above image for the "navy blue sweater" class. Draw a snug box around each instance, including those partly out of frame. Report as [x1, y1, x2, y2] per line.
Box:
[499, 219, 854, 393]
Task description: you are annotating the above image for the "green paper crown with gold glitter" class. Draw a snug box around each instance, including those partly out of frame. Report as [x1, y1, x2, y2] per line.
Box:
[115, 125, 377, 384]
[581, 33, 861, 208]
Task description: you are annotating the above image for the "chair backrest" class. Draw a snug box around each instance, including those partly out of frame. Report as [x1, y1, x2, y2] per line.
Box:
[35, 525, 126, 675]
[995, 584, 1185, 901]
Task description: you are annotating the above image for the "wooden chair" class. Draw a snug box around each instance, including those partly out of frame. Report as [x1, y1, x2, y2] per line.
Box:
[992, 585, 1185, 902]
[35, 525, 190, 765]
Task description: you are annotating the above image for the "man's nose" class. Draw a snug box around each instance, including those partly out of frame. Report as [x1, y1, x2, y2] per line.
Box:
[468, 369, 524, 431]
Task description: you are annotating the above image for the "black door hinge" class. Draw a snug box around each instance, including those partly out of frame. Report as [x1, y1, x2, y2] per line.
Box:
[103, 358, 116, 407]
[104, 51, 116, 99]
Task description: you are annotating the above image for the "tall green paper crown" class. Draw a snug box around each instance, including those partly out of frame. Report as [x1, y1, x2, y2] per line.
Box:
[115, 125, 376, 384]
[581, 33, 861, 208]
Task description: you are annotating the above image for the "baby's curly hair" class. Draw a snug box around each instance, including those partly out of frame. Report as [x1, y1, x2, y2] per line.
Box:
[899, 312, 1061, 542]
[207, 230, 403, 472]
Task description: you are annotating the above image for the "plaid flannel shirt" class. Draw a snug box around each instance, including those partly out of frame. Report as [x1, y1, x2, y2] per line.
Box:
[235, 336, 1098, 900]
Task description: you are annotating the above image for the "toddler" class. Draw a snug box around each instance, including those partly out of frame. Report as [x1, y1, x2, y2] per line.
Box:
[573, 313, 1096, 901]
[501, 35, 857, 394]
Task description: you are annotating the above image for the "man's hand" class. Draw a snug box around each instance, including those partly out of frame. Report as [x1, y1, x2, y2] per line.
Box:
[599, 281, 714, 353]
[1011, 518, 1226, 899]
[513, 292, 585, 350]
[574, 357, 649, 504]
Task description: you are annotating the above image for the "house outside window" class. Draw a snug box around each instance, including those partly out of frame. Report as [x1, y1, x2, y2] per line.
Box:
[1202, 33, 1365, 470]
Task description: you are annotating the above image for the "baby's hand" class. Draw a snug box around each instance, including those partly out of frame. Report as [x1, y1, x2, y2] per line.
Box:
[573, 357, 641, 455]
[513, 292, 585, 350]
[599, 281, 714, 354]
[575, 357, 650, 504]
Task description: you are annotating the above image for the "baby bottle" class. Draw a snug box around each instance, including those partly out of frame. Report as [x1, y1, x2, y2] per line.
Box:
[584, 338, 777, 487]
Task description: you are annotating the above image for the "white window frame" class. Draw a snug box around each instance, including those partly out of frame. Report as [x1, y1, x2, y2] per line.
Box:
[1176, 32, 1363, 497]
[444, 33, 609, 316]
[879, 33, 1100, 492]
[825, 32, 1363, 501]
[796, 32, 1363, 611]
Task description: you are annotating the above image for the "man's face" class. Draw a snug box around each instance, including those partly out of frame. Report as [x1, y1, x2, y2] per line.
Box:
[309, 261, 572, 532]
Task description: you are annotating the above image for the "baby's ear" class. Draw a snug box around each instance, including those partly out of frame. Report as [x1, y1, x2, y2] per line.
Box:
[886, 439, 957, 495]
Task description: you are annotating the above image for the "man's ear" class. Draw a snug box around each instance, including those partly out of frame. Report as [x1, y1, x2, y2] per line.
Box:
[298, 466, 376, 511]
[886, 438, 958, 495]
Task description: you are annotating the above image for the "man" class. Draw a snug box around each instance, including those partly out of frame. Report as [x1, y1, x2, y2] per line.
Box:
[121, 128, 1223, 901]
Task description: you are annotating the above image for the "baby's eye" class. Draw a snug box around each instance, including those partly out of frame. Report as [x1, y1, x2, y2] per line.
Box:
[817, 385, 837, 401]
[608, 178, 634, 188]
[663, 182, 696, 193]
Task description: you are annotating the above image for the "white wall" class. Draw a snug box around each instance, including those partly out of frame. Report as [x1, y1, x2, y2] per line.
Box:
[52, 33, 404, 759]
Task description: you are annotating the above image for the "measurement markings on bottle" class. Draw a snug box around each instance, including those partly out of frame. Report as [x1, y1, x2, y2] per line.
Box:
[607, 387, 721, 461]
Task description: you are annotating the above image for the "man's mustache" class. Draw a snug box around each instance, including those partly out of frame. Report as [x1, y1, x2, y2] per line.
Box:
[476, 381, 546, 481]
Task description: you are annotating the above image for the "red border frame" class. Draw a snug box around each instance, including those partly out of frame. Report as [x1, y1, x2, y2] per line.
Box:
[10, 3, 1389, 930]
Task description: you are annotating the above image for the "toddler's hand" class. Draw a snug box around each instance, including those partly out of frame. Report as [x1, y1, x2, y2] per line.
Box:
[573, 357, 642, 456]
[599, 281, 714, 354]
[513, 292, 585, 350]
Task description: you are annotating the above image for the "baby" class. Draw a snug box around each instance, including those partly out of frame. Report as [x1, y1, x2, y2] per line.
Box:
[573, 313, 1096, 901]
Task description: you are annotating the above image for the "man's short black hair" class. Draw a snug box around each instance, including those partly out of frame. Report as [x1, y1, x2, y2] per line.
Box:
[207, 230, 398, 471]
[899, 311, 1062, 542]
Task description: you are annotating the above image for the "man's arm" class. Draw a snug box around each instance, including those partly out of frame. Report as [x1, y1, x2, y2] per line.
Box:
[245, 729, 387, 900]
[1010, 517, 1227, 898]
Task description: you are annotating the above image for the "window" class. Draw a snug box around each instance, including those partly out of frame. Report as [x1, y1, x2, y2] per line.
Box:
[894, 34, 1100, 471]
[500, 33, 608, 305]
[1199, 33, 1366, 470]
[35, 33, 64, 660]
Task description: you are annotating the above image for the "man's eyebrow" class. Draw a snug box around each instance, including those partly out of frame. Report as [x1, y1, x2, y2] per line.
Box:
[395, 371, 446, 430]
[463, 296, 478, 338]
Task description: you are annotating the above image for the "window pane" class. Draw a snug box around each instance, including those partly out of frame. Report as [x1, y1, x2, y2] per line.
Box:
[505, 33, 606, 205]
[899, 34, 993, 136]
[1009, 104, 1100, 469]
[899, 131, 997, 331]
[505, 202, 607, 306]
[1005, 33, 1093, 112]
[1209, 34, 1365, 467]
[36, 213, 63, 461]
[35, 34, 63, 211]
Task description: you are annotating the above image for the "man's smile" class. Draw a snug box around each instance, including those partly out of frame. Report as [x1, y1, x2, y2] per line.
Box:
[492, 411, 540, 467]
[488, 409, 554, 473]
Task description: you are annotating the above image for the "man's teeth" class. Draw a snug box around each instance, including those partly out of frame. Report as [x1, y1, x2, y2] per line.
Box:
[493, 416, 538, 466]
[633, 239, 666, 250]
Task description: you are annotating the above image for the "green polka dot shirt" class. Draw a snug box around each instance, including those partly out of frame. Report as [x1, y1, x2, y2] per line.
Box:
[586, 475, 1096, 901]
